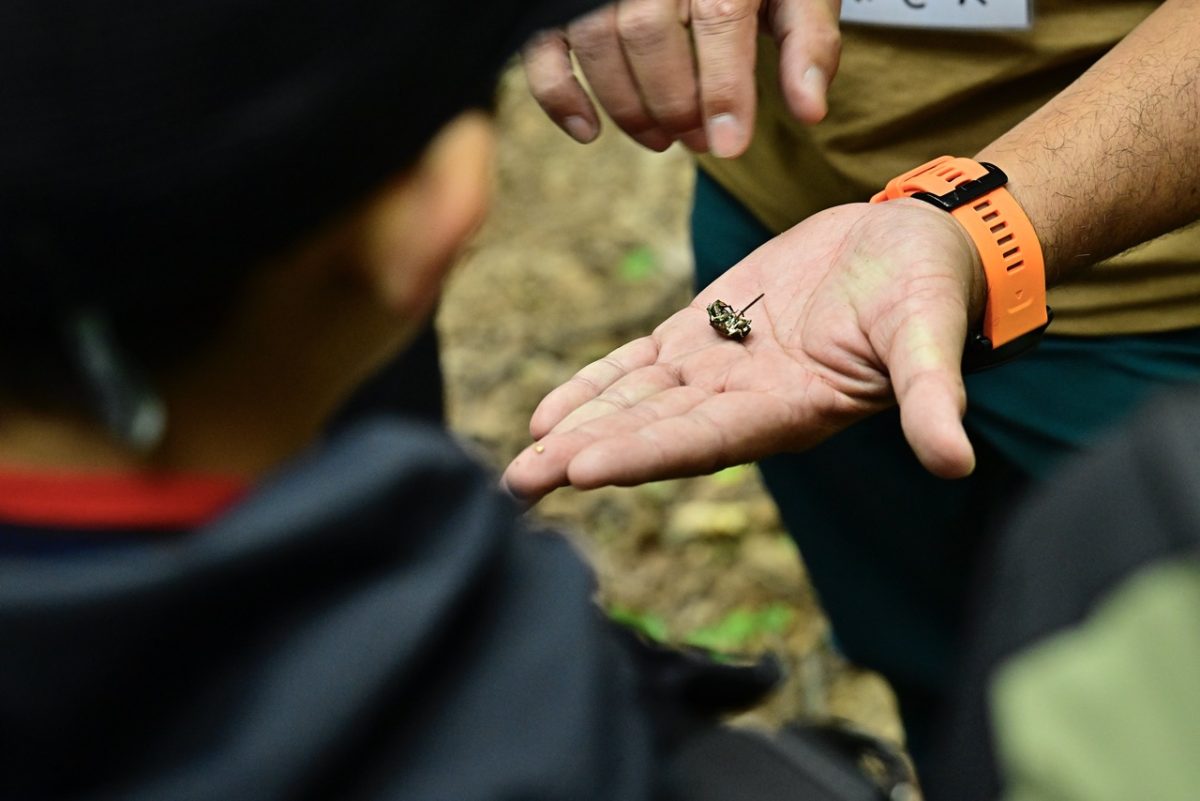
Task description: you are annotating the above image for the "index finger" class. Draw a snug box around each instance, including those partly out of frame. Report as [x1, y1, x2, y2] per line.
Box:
[689, 0, 760, 158]
[565, 389, 818, 488]
[506, 383, 711, 500]
[529, 336, 662, 438]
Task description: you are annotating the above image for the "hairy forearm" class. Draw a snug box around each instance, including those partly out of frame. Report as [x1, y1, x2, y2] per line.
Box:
[976, 0, 1200, 286]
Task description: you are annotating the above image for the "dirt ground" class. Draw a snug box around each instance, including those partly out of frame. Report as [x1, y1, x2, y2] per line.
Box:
[438, 66, 903, 745]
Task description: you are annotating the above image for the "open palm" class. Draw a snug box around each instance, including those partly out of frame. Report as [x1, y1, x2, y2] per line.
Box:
[503, 199, 984, 501]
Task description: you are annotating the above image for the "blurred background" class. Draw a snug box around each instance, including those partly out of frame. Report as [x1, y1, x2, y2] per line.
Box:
[439, 65, 902, 743]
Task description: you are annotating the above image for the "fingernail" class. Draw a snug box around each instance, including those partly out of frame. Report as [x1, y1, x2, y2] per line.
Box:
[802, 66, 827, 112]
[564, 115, 597, 144]
[707, 113, 743, 159]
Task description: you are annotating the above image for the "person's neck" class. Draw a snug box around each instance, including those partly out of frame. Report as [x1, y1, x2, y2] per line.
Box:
[0, 407, 162, 473]
[0, 264, 413, 478]
[0, 351, 396, 479]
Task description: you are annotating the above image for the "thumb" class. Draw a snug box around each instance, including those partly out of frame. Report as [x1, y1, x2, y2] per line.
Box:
[883, 286, 976, 479]
[768, 0, 842, 124]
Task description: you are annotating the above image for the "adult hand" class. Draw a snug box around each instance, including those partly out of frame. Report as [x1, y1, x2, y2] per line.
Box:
[522, 0, 841, 158]
[503, 199, 986, 502]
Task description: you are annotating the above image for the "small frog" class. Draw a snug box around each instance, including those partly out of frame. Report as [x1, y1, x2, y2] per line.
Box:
[707, 294, 764, 341]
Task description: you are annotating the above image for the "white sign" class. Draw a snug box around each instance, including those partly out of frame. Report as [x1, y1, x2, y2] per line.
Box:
[840, 0, 1032, 31]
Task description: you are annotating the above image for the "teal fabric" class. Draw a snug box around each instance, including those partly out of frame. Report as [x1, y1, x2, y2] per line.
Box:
[691, 170, 1200, 756]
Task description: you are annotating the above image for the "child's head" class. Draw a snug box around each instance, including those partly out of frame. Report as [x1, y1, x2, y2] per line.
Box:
[0, 0, 604, 472]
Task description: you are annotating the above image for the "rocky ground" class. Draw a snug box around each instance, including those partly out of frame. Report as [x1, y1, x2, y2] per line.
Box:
[438, 66, 903, 743]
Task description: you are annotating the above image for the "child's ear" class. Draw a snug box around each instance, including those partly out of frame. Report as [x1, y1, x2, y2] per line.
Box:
[356, 111, 495, 319]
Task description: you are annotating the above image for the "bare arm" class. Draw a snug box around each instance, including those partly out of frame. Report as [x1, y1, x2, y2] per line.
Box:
[979, 0, 1200, 286]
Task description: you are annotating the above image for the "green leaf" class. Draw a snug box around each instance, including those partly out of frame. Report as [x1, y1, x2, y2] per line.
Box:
[607, 605, 669, 642]
[619, 246, 659, 283]
[759, 604, 793, 634]
[712, 464, 750, 485]
[683, 604, 794, 653]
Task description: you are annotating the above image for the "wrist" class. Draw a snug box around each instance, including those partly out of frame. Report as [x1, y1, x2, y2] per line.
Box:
[892, 197, 988, 326]
[972, 147, 1057, 284]
[872, 156, 1051, 370]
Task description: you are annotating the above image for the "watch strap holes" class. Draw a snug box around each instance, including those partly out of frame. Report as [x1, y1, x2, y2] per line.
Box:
[937, 167, 966, 184]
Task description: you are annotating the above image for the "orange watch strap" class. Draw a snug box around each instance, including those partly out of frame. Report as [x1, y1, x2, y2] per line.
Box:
[870, 156, 1048, 349]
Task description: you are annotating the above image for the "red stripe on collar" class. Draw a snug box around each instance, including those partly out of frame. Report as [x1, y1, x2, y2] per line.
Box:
[0, 468, 248, 530]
